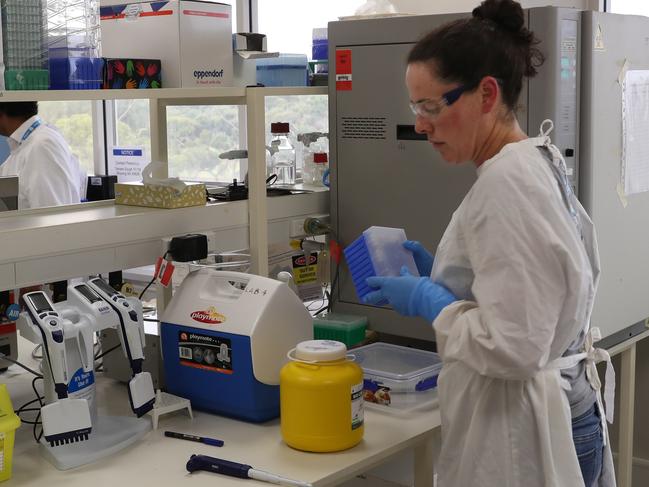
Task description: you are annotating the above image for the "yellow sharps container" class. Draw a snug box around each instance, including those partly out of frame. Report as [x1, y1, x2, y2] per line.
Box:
[280, 340, 364, 452]
[0, 384, 20, 482]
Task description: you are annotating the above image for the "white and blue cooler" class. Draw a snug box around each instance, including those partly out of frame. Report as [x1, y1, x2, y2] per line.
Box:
[160, 270, 312, 422]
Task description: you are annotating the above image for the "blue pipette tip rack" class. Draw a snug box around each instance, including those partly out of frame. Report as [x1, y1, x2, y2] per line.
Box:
[343, 234, 388, 306]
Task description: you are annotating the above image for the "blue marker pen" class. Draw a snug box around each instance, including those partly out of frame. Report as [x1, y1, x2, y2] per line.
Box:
[165, 431, 224, 447]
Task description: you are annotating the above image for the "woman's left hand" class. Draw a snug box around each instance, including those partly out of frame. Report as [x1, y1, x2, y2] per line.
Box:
[364, 267, 458, 322]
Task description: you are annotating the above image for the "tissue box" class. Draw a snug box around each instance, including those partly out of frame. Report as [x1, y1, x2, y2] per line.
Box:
[115, 181, 206, 209]
[104, 58, 162, 89]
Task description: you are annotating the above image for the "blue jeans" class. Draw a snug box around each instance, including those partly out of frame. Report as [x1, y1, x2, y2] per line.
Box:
[572, 404, 604, 487]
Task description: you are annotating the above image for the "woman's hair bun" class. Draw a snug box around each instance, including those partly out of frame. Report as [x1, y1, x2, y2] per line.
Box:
[472, 0, 525, 36]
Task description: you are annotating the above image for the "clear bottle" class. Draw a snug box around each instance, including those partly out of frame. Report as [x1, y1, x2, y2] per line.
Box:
[265, 147, 273, 178]
[270, 122, 296, 185]
[312, 152, 328, 186]
[301, 147, 314, 185]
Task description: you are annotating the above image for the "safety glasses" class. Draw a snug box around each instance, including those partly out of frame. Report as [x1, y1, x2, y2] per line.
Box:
[408, 84, 474, 119]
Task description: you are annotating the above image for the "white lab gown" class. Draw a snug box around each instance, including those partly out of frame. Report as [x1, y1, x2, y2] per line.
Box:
[0, 115, 84, 209]
[431, 133, 615, 487]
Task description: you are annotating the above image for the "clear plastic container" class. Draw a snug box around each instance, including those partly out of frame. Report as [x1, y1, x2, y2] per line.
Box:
[352, 342, 442, 413]
[298, 133, 328, 185]
[311, 152, 328, 186]
[257, 54, 308, 87]
[270, 122, 296, 185]
[311, 28, 328, 74]
[46, 0, 101, 90]
[46, 0, 101, 59]
[48, 56, 104, 89]
[343, 226, 419, 304]
[1, 0, 49, 89]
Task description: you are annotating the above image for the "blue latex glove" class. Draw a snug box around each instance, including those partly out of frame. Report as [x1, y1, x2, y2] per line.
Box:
[403, 240, 434, 276]
[364, 267, 457, 322]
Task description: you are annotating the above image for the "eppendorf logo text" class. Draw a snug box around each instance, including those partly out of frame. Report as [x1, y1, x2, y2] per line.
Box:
[190, 306, 226, 324]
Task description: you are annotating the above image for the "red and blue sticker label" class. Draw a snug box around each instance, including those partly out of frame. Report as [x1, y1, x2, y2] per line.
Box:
[101, 2, 229, 20]
[100, 2, 173, 20]
[336, 49, 352, 91]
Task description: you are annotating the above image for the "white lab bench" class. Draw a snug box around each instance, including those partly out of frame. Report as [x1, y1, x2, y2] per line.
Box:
[3, 336, 440, 487]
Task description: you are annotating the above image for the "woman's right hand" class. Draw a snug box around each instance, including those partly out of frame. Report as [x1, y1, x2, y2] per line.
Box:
[403, 240, 434, 276]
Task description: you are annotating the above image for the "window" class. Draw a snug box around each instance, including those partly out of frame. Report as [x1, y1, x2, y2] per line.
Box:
[0, 102, 96, 179]
[114, 99, 151, 158]
[258, 0, 365, 56]
[112, 101, 244, 183]
[266, 96, 328, 135]
[39, 101, 95, 175]
[166, 105, 242, 182]
[608, 0, 649, 15]
[265, 95, 329, 178]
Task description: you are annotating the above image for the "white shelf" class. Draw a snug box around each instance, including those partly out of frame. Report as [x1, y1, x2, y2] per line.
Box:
[0, 188, 329, 290]
[0, 86, 327, 103]
[251, 86, 328, 97]
[0, 84, 330, 289]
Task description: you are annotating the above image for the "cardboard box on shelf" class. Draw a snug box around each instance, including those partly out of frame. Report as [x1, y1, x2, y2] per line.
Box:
[100, 1, 232, 88]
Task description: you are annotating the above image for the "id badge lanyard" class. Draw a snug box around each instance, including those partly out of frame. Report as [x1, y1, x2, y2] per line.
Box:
[20, 117, 42, 144]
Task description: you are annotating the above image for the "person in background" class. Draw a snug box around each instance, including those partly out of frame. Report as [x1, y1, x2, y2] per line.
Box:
[0, 101, 84, 209]
[363, 1, 614, 486]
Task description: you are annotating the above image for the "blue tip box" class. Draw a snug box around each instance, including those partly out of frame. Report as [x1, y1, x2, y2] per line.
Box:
[343, 226, 419, 305]
[257, 54, 308, 87]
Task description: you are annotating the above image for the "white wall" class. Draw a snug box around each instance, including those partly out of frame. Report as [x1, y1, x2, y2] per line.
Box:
[390, 0, 602, 15]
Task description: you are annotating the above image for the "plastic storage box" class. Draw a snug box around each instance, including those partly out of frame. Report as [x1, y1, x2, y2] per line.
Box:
[308, 27, 327, 85]
[257, 54, 308, 87]
[0, 384, 20, 482]
[314, 313, 367, 347]
[46, 0, 102, 89]
[1, 0, 49, 90]
[49, 56, 104, 90]
[352, 342, 442, 413]
[3, 70, 49, 90]
[343, 226, 419, 305]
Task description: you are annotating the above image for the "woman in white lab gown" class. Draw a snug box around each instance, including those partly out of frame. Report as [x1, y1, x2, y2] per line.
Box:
[363, 1, 615, 486]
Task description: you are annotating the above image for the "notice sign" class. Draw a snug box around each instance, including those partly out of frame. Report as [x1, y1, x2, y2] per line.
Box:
[109, 147, 148, 182]
[291, 252, 322, 302]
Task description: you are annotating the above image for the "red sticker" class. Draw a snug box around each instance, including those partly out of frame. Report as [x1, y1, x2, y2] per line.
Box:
[330, 240, 343, 264]
[0, 323, 16, 335]
[153, 256, 164, 279]
[336, 49, 352, 91]
[157, 260, 175, 287]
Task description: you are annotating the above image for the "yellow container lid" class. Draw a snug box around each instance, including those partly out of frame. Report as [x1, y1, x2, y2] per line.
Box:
[0, 384, 21, 432]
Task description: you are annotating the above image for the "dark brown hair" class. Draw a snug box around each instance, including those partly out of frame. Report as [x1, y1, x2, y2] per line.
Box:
[407, 0, 544, 111]
[0, 102, 38, 120]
